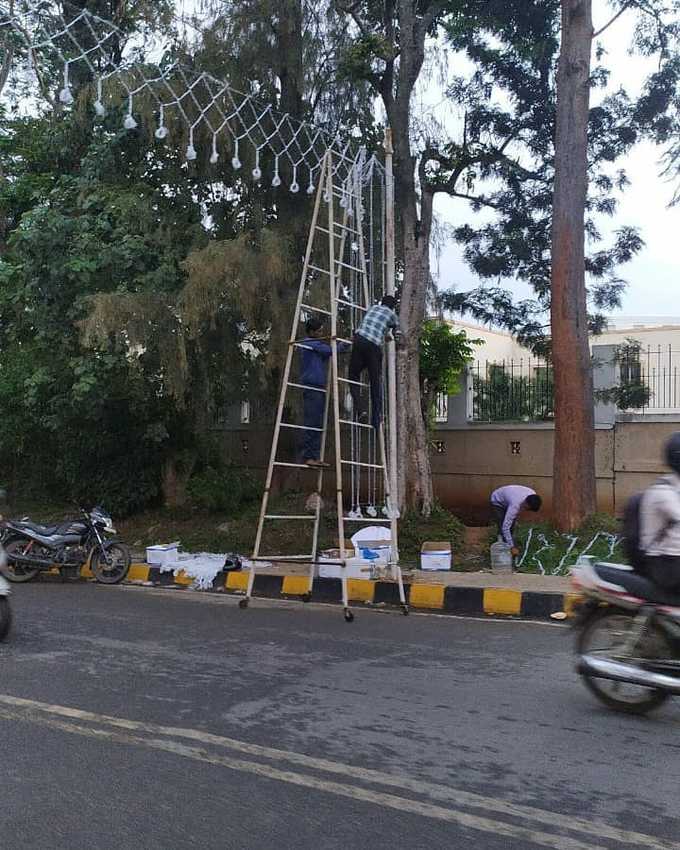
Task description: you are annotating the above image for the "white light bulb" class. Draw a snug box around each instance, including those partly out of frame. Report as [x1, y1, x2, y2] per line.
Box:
[290, 182, 300, 194]
[252, 166, 262, 180]
[94, 100, 106, 117]
[272, 174, 282, 187]
[186, 144, 197, 161]
[59, 87, 73, 105]
[124, 114, 138, 130]
[307, 183, 315, 195]
[210, 150, 219, 165]
[232, 157, 242, 170]
[155, 125, 168, 140]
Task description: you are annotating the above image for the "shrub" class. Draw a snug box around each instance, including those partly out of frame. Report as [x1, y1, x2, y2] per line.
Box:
[187, 465, 261, 515]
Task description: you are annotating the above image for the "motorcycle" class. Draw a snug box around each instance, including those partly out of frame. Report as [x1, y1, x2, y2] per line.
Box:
[0, 544, 11, 640]
[0, 506, 130, 586]
[571, 556, 680, 715]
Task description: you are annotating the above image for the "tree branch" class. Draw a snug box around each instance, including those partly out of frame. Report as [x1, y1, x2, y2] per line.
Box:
[593, 2, 632, 38]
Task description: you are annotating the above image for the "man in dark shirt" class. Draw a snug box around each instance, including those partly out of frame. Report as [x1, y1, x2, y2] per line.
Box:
[299, 319, 349, 467]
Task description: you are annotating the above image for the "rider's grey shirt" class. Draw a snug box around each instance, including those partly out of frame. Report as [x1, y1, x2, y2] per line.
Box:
[641, 472, 680, 557]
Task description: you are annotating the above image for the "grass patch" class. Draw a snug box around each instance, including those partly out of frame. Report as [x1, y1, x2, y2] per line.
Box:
[513, 513, 625, 576]
[2, 493, 466, 569]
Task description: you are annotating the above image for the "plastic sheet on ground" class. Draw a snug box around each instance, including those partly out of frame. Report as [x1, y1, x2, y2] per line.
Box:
[161, 553, 231, 590]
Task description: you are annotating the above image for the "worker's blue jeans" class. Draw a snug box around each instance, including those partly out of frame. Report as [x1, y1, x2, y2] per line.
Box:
[302, 389, 325, 460]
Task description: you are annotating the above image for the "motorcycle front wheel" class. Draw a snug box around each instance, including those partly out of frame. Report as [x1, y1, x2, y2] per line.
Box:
[0, 597, 11, 640]
[577, 607, 672, 715]
[90, 543, 131, 585]
[1, 538, 43, 583]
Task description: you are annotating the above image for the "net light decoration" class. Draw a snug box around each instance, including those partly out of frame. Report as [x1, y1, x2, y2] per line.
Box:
[0, 0, 378, 195]
[1, 1, 398, 522]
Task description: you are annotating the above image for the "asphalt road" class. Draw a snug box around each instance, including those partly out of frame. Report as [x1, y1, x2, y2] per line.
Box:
[1, 583, 679, 850]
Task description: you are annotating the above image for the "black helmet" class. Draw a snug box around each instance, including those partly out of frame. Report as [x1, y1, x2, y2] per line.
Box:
[664, 432, 680, 474]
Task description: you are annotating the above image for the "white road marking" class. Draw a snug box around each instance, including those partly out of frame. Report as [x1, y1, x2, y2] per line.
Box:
[0, 693, 676, 850]
[0, 704, 610, 850]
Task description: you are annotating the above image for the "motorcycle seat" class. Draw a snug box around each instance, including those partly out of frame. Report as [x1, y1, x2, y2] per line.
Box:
[594, 562, 680, 607]
[12, 521, 61, 535]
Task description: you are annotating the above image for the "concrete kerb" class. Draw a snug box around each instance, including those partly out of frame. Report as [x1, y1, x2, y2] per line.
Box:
[87, 563, 580, 620]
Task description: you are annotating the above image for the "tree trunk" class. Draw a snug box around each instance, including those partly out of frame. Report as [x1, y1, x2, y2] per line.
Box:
[162, 452, 197, 508]
[551, 0, 595, 531]
[383, 0, 434, 515]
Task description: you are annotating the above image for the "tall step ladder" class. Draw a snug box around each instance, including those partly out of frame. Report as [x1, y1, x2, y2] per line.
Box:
[241, 150, 408, 622]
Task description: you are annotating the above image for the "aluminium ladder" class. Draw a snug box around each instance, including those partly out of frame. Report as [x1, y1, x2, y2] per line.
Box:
[241, 151, 408, 621]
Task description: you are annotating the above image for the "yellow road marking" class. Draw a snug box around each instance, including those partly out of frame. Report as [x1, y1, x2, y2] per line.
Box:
[409, 584, 444, 609]
[483, 588, 522, 616]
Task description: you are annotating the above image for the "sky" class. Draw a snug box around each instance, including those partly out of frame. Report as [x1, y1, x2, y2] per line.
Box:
[432, 9, 680, 323]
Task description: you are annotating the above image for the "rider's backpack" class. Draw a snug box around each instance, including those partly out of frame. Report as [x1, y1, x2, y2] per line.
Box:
[622, 491, 647, 572]
[623, 478, 678, 573]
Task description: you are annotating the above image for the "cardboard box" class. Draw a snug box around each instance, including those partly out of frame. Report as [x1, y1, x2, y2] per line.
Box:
[420, 541, 452, 571]
[318, 557, 375, 579]
[146, 543, 180, 567]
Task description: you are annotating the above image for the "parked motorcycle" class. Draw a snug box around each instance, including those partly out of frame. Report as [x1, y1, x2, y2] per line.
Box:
[0, 544, 11, 640]
[572, 556, 680, 715]
[0, 507, 130, 585]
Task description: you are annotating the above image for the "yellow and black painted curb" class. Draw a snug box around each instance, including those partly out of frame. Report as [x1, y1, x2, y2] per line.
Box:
[106, 563, 580, 620]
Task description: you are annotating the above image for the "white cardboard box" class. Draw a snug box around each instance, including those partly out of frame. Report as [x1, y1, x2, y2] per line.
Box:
[318, 557, 374, 580]
[420, 541, 452, 571]
[146, 543, 180, 567]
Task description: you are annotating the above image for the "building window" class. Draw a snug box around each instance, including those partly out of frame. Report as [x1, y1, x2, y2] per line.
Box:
[240, 400, 250, 424]
[434, 392, 448, 423]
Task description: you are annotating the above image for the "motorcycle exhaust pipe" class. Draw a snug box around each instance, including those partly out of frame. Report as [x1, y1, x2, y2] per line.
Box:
[8, 553, 55, 569]
[578, 653, 680, 694]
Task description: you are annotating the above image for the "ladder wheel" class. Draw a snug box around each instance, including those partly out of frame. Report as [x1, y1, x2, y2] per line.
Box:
[344, 608, 354, 623]
[301, 592, 312, 603]
[402, 604, 409, 616]
[238, 598, 249, 610]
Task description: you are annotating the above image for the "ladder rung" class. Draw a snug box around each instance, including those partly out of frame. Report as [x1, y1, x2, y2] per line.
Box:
[339, 418, 373, 429]
[309, 264, 331, 276]
[264, 515, 317, 520]
[280, 422, 323, 432]
[338, 377, 368, 388]
[337, 299, 367, 311]
[343, 517, 391, 523]
[251, 555, 316, 562]
[337, 260, 364, 274]
[274, 461, 320, 469]
[287, 382, 326, 393]
[337, 337, 354, 345]
[301, 303, 332, 316]
[341, 460, 383, 469]
[335, 223, 362, 236]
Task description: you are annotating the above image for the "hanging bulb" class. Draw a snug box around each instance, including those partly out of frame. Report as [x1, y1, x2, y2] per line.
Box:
[351, 242, 359, 253]
[339, 195, 348, 209]
[344, 392, 353, 414]
[272, 173, 282, 187]
[290, 181, 300, 194]
[367, 505, 377, 518]
[124, 113, 138, 131]
[232, 156, 242, 170]
[155, 125, 169, 140]
[307, 183, 315, 195]
[59, 87, 74, 105]
[252, 166, 262, 180]
[323, 191, 330, 204]
[186, 144, 197, 161]
[94, 100, 106, 117]
[210, 150, 219, 165]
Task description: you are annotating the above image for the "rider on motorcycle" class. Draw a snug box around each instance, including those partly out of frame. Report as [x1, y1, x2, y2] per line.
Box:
[640, 431, 680, 594]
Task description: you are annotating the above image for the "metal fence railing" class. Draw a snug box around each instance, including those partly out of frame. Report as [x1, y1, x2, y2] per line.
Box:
[617, 345, 680, 412]
[470, 360, 554, 422]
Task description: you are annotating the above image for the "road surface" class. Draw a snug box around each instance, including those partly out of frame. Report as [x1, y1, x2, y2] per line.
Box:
[1, 583, 679, 849]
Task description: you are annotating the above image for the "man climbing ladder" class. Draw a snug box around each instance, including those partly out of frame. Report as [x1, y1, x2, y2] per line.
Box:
[348, 294, 401, 429]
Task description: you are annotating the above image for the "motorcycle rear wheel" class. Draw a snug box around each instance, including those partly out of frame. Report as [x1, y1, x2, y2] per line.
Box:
[1, 538, 42, 583]
[577, 607, 672, 715]
[91, 543, 130, 585]
[0, 597, 11, 640]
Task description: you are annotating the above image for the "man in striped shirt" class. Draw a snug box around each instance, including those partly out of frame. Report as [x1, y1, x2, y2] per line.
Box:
[348, 294, 401, 429]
